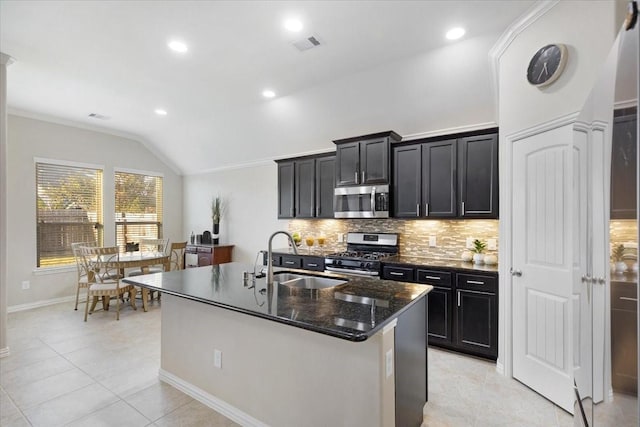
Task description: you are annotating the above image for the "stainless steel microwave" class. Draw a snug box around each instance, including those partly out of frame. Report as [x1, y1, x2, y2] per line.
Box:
[334, 185, 390, 218]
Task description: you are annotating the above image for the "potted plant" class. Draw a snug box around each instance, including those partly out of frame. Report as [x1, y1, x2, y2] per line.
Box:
[612, 244, 627, 274]
[472, 239, 487, 264]
[211, 196, 225, 244]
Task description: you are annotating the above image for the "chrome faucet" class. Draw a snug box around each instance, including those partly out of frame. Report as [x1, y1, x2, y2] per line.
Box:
[267, 231, 298, 286]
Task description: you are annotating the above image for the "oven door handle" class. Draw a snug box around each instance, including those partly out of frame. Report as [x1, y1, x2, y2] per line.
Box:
[325, 266, 380, 276]
[371, 187, 376, 216]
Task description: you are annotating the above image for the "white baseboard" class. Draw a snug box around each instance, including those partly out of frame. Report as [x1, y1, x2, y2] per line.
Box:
[495, 361, 505, 376]
[0, 346, 10, 358]
[159, 369, 268, 427]
[8, 295, 80, 313]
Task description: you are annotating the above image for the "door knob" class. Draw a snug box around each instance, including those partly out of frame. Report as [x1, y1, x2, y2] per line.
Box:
[510, 268, 522, 277]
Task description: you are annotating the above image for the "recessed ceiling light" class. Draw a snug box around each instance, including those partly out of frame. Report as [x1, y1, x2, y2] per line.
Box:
[154, 109, 168, 116]
[446, 27, 465, 40]
[262, 89, 276, 98]
[168, 40, 188, 53]
[284, 18, 303, 32]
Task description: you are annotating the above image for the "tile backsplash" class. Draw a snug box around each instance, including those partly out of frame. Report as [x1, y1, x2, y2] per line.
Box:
[610, 219, 638, 258]
[288, 218, 499, 260]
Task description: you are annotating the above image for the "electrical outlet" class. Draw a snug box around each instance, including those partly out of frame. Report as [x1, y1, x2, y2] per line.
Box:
[488, 239, 497, 250]
[385, 349, 393, 378]
[466, 237, 474, 249]
[214, 349, 222, 369]
[337, 233, 345, 243]
[21, 281, 30, 290]
[428, 235, 437, 247]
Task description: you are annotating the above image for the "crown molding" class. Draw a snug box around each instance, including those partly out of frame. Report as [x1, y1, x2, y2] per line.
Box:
[489, 0, 560, 120]
[401, 121, 498, 141]
[8, 108, 183, 176]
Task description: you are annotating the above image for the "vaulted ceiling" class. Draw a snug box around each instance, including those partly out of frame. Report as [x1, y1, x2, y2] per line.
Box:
[1, 1, 535, 174]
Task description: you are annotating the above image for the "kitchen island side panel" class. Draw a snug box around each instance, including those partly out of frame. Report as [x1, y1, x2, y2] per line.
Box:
[160, 294, 396, 427]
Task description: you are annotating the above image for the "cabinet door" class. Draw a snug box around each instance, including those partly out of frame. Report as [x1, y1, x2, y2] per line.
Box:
[336, 142, 360, 186]
[315, 156, 335, 218]
[295, 159, 315, 218]
[611, 113, 637, 219]
[277, 161, 295, 218]
[423, 140, 457, 217]
[393, 144, 421, 218]
[428, 286, 452, 346]
[456, 289, 497, 359]
[361, 138, 390, 184]
[458, 134, 498, 218]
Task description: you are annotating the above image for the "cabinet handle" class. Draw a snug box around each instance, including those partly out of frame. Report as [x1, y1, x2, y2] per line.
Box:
[307, 263, 318, 267]
[285, 261, 295, 265]
[467, 280, 485, 285]
[416, 204, 420, 217]
[461, 201, 465, 216]
[361, 171, 365, 183]
[425, 203, 429, 216]
[457, 291, 461, 307]
[389, 271, 404, 276]
[290, 208, 294, 217]
[355, 171, 359, 184]
[424, 275, 441, 280]
[620, 296, 638, 302]
[316, 206, 319, 217]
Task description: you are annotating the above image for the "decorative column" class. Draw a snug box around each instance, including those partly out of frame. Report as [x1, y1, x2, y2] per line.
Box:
[0, 52, 14, 358]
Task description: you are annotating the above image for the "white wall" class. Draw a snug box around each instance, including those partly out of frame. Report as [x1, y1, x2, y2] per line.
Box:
[497, 0, 622, 373]
[182, 162, 289, 265]
[6, 114, 183, 308]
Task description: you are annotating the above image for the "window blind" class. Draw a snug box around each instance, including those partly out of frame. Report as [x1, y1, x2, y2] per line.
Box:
[36, 162, 103, 267]
[115, 171, 163, 252]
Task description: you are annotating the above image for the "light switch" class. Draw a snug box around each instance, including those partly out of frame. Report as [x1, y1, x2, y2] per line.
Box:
[429, 236, 437, 247]
[488, 239, 497, 250]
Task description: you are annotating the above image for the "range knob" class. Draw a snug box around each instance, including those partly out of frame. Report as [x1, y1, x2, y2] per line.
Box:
[336, 260, 342, 266]
[360, 262, 365, 268]
[365, 262, 372, 269]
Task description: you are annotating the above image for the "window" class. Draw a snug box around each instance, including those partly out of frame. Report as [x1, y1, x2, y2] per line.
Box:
[36, 161, 103, 268]
[115, 170, 163, 252]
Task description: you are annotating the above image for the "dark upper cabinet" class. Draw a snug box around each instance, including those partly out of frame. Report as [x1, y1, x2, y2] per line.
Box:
[336, 142, 360, 186]
[393, 144, 421, 217]
[315, 156, 336, 218]
[611, 111, 637, 219]
[424, 140, 457, 217]
[277, 161, 295, 219]
[458, 134, 498, 218]
[334, 131, 400, 187]
[393, 139, 456, 218]
[295, 159, 316, 219]
[276, 154, 335, 219]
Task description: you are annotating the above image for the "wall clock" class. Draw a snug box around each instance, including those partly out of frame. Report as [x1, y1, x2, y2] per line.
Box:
[526, 43, 568, 87]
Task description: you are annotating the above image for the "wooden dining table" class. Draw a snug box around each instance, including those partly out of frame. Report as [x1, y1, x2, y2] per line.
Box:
[100, 251, 170, 312]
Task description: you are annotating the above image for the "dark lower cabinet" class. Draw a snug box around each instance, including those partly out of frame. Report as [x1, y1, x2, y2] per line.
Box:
[456, 289, 497, 359]
[611, 281, 638, 394]
[427, 286, 452, 346]
[269, 252, 325, 273]
[386, 263, 498, 360]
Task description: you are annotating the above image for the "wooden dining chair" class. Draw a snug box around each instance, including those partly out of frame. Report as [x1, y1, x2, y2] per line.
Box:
[169, 241, 187, 271]
[71, 241, 96, 311]
[81, 246, 137, 321]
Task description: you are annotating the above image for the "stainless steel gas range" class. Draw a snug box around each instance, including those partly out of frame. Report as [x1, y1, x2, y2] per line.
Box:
[324, 232, 398, 276]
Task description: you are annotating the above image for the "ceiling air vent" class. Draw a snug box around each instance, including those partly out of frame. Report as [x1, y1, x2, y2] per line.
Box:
[88, 113, 110, 120]
[292, 35, 321, 52]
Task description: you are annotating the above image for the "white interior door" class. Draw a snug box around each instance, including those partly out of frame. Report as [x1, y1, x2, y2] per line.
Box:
[512, 124, 575, 413]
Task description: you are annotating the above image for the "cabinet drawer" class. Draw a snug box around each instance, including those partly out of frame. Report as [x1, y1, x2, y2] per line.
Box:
[197, 246, 213, 253]
[281, 255, 302, 269]
[416, 269, 452, 287]
[382, 265, 415, 282]
[303, 256, 325, 272]
[612, 282, 638, 311]
[457, 273, 497, 293]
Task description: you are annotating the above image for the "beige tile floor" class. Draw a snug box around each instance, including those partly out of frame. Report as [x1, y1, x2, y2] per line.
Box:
[0, 299, 633, 427]
[1, 300, 238, 427]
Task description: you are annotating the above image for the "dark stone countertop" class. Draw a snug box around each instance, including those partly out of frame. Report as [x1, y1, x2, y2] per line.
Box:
[123, 262, 431, 342]
[383, 255, 499, 274]
[611, 271, 638, 285]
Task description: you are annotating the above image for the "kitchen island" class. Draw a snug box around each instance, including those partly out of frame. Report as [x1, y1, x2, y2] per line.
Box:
[124, 262, 431, 427]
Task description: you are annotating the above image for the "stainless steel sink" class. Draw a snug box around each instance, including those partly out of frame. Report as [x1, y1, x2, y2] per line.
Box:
[274, 273, 347, 290]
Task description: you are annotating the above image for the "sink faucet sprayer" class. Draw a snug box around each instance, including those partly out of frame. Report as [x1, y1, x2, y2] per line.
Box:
[266, 231, 298, 287]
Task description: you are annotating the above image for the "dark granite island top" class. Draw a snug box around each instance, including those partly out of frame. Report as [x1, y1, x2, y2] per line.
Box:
[123, 262, 431, 342]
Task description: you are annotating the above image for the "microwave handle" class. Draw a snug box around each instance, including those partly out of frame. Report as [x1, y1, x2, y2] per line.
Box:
[371, 187, 376, 216]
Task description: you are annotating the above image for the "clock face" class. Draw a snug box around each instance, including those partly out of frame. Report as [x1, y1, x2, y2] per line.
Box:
[526, 44, 568, 87]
